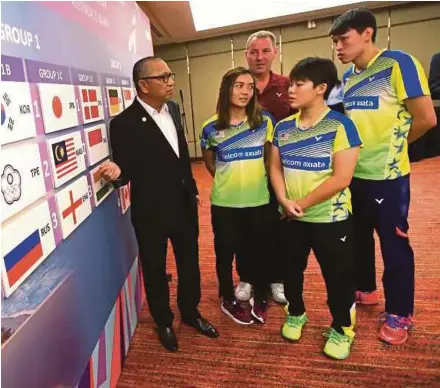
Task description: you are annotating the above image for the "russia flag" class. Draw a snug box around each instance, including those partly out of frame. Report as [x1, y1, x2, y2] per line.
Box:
[4, 230, 43, 287]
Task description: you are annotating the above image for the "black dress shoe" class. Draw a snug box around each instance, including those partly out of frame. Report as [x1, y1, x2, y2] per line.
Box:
[156, 326, 178, 351]
[183, 317, 219, 338]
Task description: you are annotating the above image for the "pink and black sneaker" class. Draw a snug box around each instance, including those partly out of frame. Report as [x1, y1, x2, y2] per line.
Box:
[221, 299, 253, 325]
[250, 298, 268, 324]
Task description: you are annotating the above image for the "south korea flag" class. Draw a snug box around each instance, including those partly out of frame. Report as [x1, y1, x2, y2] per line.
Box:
[1, 81, 36, 145]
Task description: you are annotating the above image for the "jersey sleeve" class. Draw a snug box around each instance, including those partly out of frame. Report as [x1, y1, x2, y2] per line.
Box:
[393, 54, 431, 103]
[272, 122, 281, 147]
[333, 118, 363, 154]
[200, 124, 212, 150]
[265, 115, 275, 143]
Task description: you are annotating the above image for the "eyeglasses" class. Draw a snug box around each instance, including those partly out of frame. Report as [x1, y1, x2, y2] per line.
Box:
[139, 72, 175, 83]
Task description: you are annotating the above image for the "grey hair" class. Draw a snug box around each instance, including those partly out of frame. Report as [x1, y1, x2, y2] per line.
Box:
[245, 30, 277, 50]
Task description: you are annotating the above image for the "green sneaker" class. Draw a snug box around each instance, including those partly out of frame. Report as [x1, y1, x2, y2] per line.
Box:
[323, 327, 355, 360]
[281, 313, 308, 341]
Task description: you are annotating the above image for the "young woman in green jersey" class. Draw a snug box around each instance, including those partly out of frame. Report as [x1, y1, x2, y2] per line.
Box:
[200, 67, 274, 325]
[270, 58, 362, 359]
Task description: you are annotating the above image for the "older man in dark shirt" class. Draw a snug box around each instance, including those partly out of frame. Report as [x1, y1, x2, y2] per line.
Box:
[233, 30, 291, 305]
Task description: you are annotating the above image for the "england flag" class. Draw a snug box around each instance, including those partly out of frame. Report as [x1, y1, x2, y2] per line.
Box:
[38, 83, 79, 133]
[55, 175, 92, 239]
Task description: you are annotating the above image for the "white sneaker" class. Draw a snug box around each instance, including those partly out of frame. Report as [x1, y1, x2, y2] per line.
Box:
[271, 283, 287, 304]
[235, 281, 252, 301]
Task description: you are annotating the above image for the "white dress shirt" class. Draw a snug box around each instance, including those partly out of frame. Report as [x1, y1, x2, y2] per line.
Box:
[137, 97, 180, 157]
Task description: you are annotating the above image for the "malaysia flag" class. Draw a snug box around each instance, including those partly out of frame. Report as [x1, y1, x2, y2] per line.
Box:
[48, 131, 86, 188]
[80, 85, 104, 124]
[38, 83, 79, 133]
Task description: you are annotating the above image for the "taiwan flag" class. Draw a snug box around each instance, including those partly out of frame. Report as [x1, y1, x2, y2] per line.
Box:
[38, 83, 79, 133]
[1, 201, 56, 297]
[80, 85, 104, 124]
[85, 124, 109, 166]
[106, 87, 122, 117]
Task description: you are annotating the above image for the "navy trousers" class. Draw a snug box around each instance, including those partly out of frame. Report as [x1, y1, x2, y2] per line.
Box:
[350, 175, 415, 317]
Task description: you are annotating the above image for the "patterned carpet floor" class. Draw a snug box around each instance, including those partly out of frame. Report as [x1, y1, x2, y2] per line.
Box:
[117, 157, 440, 388]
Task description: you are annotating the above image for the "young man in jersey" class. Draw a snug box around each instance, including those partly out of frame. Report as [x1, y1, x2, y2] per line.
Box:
[270, 57, 361, 360]
[330, 8, 437, 345]
[201, 67, 275, 324]
[234, 30, 291, 305]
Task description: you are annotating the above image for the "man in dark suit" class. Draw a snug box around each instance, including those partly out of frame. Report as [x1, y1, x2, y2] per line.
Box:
[100, 56, 218, 351]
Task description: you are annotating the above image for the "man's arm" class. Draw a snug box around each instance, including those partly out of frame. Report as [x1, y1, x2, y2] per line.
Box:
[297, 147, 360, 211]
[100, 118, 130, 186]
[406, 96, 437, 143]
[202, 149, 216, 177]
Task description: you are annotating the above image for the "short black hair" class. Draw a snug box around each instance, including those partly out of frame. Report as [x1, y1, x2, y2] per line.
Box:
[289, 57, 339, 100]
[330, 8, 377, 43]
[132, 56, 163, 92]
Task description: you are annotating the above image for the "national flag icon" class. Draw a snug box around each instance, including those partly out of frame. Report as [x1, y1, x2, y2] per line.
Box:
[47, 131, 86, 188]
[85, 124, 109, 166]
[38, 83, 79, 133]
[122, 87, 134, 109]
[1, 103, 6, 125]
[79, 86, 104, 124]
[56, 175, 92, 239]
[1, 143, 47, 222]
[106, 87, 123, 117]
[90, 162, 114, 206]
[119, 182, 131, 214]
[1, 201, 56, 297]
[52, 138, 78, 179]
[1, 81, 36, 145]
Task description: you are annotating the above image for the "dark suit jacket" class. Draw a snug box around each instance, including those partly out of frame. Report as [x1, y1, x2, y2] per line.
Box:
[109, 98, 198, 230]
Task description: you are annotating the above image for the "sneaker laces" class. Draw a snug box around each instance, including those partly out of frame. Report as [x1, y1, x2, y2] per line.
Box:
[286, 314, 306, 328]
[380, 312, 414, 330]
[323, 328, 352, 345]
